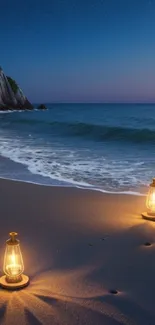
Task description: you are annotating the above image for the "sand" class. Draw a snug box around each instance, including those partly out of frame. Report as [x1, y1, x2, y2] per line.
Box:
[0, 178, 154, 325]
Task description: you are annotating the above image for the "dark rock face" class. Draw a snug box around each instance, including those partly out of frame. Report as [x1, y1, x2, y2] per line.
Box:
[0, 66, 33, 111]
[38, 104, 47, 110]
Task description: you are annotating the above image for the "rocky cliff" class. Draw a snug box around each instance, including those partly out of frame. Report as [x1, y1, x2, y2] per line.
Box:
[0, 66, 33, 110]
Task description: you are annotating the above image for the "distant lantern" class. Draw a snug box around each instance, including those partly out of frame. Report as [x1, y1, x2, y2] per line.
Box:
[0, 232, 29, 290]
[142, 178, 155, 221]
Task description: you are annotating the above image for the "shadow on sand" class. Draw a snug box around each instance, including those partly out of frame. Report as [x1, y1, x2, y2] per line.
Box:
[0, 215, 155, 325]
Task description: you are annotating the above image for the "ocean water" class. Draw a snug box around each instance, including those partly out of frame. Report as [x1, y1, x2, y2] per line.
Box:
[0, 103, 155, 194]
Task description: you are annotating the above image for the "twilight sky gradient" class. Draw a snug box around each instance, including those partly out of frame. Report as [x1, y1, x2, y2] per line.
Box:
[1, 0, 155, 103]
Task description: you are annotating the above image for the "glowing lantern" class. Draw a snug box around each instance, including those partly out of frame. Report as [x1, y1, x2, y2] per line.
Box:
[142, 178, 155, 220]
[0, 232, 29, 290]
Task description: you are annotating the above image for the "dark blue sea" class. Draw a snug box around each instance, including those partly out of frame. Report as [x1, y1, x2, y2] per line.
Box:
[0, 103, 155, 194]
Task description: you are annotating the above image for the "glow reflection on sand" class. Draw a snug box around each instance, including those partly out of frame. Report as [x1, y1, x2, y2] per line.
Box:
[0, 267, 136, 325]
[0, 209, 151, 325]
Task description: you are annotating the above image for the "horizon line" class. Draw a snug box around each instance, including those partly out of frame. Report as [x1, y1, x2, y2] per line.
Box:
[33, 102, 155, 105]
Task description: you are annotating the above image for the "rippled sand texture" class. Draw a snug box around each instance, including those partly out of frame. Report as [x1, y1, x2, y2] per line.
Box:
[0, 179, 154, 325]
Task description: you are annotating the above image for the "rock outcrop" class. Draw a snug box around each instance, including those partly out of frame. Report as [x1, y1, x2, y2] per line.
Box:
[38, 104, 47, 110]
[0, 66, 33, 110]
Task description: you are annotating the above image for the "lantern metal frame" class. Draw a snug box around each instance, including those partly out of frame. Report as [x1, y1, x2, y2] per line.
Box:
[0, 232, 29, 290]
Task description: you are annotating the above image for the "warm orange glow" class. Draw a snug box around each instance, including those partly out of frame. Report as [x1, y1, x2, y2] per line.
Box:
[0, 232, 29, 289]
[146, 186, 155, 214]
[3, 243, 24, 279]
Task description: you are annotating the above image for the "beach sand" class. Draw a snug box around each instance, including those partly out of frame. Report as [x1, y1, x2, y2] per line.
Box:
[0, 179, 154, 325]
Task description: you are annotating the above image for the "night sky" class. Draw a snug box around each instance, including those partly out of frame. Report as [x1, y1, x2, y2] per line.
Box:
[1, 0, 155, 103]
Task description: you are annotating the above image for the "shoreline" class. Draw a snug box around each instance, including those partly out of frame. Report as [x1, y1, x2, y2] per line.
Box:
[0, 175, 146, 196]
[0, 151, 148, 197]
[0, 105, 151, 196]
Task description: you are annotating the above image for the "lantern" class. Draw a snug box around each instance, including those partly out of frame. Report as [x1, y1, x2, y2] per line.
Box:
[142, 178, 155, 221]
[0, 232, 29, 290]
